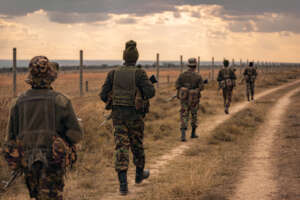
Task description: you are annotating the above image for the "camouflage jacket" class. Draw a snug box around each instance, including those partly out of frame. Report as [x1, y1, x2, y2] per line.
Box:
[175, 69, 204, 91]
[99, 66, 155, 120]
[5, 89, 83, 167]
[243, 67, 257, 80]
[217, 67, 237, 82]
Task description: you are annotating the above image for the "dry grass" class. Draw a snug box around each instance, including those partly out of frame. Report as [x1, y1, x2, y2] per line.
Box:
[0, 68, 299, 199]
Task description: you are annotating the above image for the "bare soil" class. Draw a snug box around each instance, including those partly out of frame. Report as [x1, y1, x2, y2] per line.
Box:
[231, 87, 300, 200]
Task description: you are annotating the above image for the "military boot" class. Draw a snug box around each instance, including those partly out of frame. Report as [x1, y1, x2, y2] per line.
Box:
[135, 167, 150, 184]
[181, 129, 186, 142]
[118, 171, 128, 195]
[224, 106, 229, 114]
[191, 127, 198, 138]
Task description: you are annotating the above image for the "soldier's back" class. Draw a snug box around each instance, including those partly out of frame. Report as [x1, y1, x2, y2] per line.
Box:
[179, 70, 202, 89]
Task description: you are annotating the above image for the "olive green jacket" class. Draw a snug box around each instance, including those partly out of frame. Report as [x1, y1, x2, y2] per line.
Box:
[175, 69, 204, 91]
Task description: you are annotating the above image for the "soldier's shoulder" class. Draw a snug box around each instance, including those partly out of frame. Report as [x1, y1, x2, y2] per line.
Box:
[53, 92, 71, 108]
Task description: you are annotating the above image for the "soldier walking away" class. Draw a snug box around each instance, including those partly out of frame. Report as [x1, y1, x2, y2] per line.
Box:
[2, 56, 83, 200]
[217, 59, 237, 114]
[100, 40, 155, 195]
[175, 58, 204, 142]
[243, 62, 257, 101]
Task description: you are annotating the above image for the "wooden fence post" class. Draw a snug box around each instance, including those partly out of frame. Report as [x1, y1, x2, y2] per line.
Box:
[197, 56, 200, 73]
[211, 57, 215, 80]
[85, 80, 88, 92]
[180, 55, 183, 72]
[239, 59, 242, 75]
[13, 48, 17, 97]
[156, 53, 160, 89]
[79, 50, 83, 97]
[167, 75, 170, 84]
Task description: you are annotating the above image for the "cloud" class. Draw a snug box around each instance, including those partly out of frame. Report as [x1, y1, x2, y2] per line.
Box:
[115, 17, 137, 24]
[48, 11, 110, 24]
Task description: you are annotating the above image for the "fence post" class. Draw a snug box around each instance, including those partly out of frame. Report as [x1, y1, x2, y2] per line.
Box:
[211, 56, 215, 80]
[239, 59, 242, 75]
[156, 53, 160, 89]
[79, 50, 83, 97]
[13, 48, 17, 97]
[85, 80, 88, 92]
[197, 56, 200, 73]
[167, 75, 170, 84]
[180, 55, 183, 72]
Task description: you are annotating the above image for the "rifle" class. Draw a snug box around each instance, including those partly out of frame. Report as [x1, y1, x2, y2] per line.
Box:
[0, 168, 23, 193]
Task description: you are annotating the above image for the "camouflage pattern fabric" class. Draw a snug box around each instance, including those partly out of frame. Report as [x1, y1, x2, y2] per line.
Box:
[175, 68, 203, 130]
[180, 101, 199, 130]
[25, 56, 58, 89]
[217, 67, 237, 110]
[222, 88, 233, 109]
[243, 67, 257, 100]
[24, 162, 64, 200]
[113, 117, 145, 172]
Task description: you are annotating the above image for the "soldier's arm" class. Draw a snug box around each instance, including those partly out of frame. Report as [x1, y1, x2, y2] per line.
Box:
[243, 68, 247, 76]
[5, 100, 18, 142]
[99, 70, 114, 103]
[62, 100, 83, 145]
[198, 75, 204, 91]
[231, 70, 237, 80]
[217, 70, 223, 82]
[175, 74, 183, 90]
[136, 69, 155, 100]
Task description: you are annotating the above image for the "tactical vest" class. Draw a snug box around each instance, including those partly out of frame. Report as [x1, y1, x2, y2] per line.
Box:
[112, 66, 137, 107]
[222, 68, 231, 79]
[17, 91, 57, 167]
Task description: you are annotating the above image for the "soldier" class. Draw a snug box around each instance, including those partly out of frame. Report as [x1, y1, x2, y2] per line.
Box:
[243, 62, 257, 101]
[175, 58, 204, 142]
[100, 40, 155, 195]
[217, 59, 237, 114]
[3, 56, 83, 200]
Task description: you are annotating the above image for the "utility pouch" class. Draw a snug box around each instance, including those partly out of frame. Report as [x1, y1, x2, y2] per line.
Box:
[179, 87, 189, 100]
[188, 89, 200, 107]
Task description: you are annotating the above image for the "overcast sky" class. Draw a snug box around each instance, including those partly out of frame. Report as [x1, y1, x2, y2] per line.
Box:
[0, 0, 300, 62]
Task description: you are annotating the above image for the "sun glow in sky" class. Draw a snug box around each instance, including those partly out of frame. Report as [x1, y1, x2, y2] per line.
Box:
[1, 1, 300, 62]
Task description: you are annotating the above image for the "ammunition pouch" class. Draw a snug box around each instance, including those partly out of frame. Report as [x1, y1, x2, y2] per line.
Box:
[3, 140, 25, 170]
[52, 136, 77, 169]
[179, 87, 189, 100]
[188, 89, 200, 108]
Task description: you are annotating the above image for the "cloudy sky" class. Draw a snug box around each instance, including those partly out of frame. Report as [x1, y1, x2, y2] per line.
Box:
[0, 0, 300, 62]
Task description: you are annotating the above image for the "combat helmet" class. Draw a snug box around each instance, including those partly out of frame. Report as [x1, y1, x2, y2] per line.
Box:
[223, 59, 230, 67]
[123, 40, 139, 63]
[187, 58, 197, 68]
[25, 56, 58, 89]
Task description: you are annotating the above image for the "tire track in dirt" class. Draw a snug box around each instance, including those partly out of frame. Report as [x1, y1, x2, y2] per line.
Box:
[231, 87, 300, 200]
[100, 80, 300, 200]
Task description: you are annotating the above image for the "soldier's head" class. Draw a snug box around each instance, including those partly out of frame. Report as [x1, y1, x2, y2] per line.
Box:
[123, 40, 139, 65]
[223, 59, 230, 67]
[249, 62, 254, 67]
[25, 56, 58, 89]
[187, 57, 197, 69]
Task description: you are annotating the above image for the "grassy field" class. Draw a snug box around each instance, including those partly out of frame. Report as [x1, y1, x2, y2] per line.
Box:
[0, 67, 299, 199]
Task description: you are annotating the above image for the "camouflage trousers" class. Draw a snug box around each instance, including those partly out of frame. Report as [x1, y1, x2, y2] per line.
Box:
[112, 117, 145, 172]
[180, 101, 199, 130]
[246, 81, 255, 100]
[24, 162, 64, 200]
[222, 88, 233, 109]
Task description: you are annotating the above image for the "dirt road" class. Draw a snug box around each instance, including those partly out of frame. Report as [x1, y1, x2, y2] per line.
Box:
[231, 87, 300, 200]
[100, 80, 300, 200]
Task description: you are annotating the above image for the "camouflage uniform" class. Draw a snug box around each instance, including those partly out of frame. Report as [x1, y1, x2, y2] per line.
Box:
[175, 58, 204, 141]
[243, 63, 257, 101]
[100, 40, 155, 195]
[217, 60, 237, 114]
[3, 56, 82, 200]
